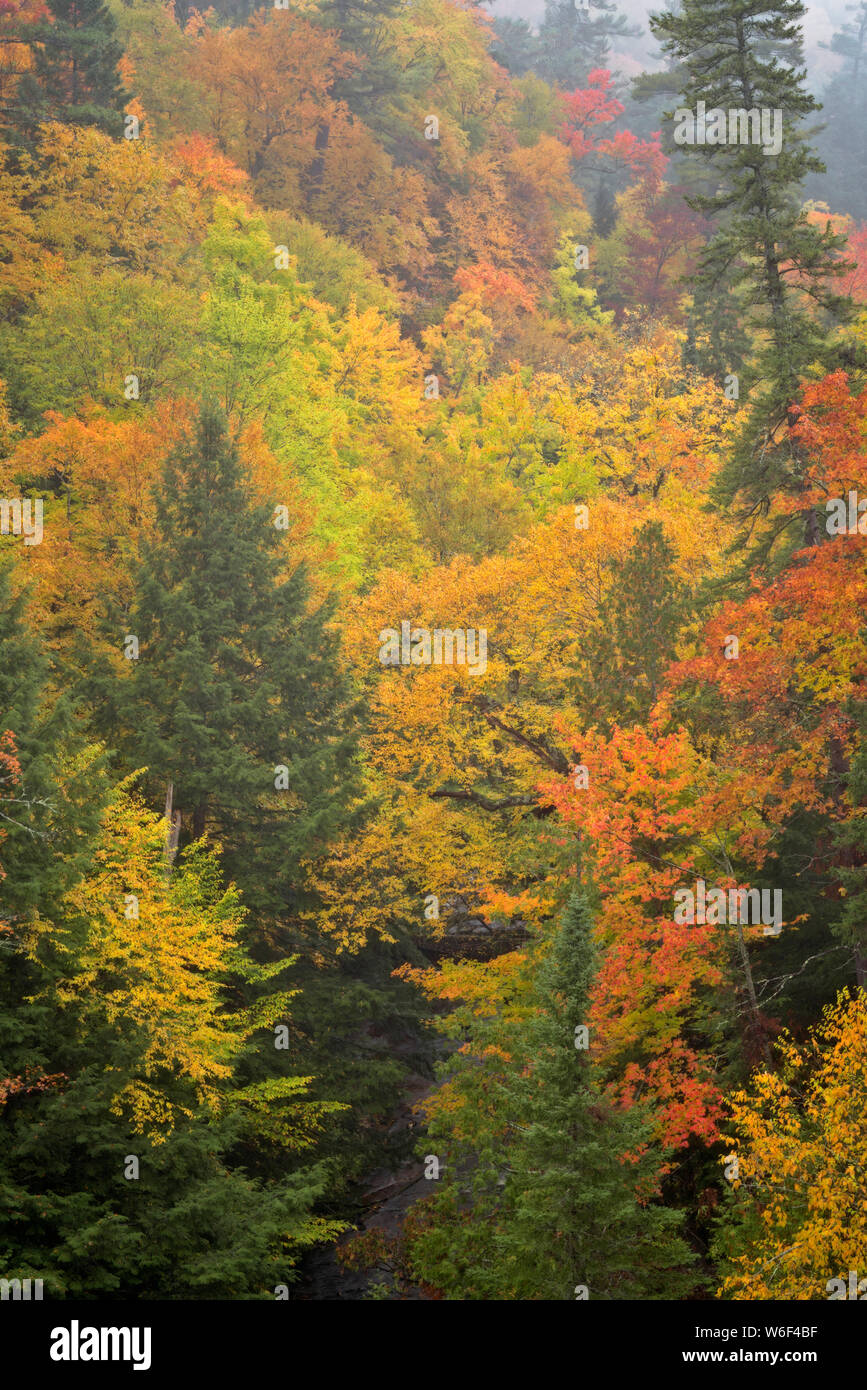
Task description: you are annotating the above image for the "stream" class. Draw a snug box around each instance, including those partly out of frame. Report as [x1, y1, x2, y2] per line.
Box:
[298, 1042, 445, 1300]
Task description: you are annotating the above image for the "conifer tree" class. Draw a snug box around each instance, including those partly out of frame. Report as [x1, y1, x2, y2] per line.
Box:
[832, 698, 867, 987]
[408, 892, 696, 1299]
[311, 0, 411, 150]
[828, 0, 867, 74]
[538, 0, 640, 91]
[491, 891, 696, 1300]
[682, 274, 753, 383]
[102, 406, 416, 1206]
[573, 520, 692, 728]
[115, 403, 361, 919]
[650, 0, 854, 526]
[591, 177, 618, 237]
[0, 562, 105, 921]
[6, 0, 124, 144]
[491, 17, 540, 77]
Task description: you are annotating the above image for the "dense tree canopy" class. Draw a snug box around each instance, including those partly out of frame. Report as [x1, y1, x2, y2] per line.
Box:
[0, 0, 865, 1308]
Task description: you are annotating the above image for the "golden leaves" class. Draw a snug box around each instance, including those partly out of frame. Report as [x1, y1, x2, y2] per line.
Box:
[719, 992, 867, 1299]
[60, 780, 246, 1136]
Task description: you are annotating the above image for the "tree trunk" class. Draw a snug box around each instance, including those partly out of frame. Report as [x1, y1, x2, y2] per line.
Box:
[306, 121, 331, 204]
[733, 914, 773, 1067]
[721, 849, 773, 1066]
[164, 781, 181, 877]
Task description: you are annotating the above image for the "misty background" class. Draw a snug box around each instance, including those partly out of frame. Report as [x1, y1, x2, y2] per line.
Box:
[486, 0, 848, 81]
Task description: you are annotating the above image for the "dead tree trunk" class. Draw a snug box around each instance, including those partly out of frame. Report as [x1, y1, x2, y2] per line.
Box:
[164, 781, 181, 877]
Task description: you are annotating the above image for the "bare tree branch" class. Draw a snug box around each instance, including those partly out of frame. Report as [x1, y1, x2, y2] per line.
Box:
[430, 787, 542, 813]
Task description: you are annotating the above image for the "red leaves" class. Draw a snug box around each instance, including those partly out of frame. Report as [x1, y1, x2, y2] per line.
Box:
[0, 0, 51, 22]
[168, 134, 250, 199]
[453, 262, 536, 313]
[540, 725, 734, 1156]
[557, 69, 666, 180]
[0, 729, 22, 894]
[0, 1067, 67, 1107]
[666, 371, 867, 834]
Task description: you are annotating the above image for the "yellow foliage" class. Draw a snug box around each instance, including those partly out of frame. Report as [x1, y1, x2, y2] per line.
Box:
[718, 991, 867, 1299]
[60, 779, 247, 1137]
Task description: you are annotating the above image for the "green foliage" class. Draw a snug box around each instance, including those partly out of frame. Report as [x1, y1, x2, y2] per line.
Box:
[0, 783, 345, 1299]
[571, 520, 693, 727]
[0, 0, 863, 1306]
[267, 215, 401, 319]
[491, 19, 540, 78]
[538, 0, 640, 90]
[5, 0, 125, 145]
[812, 3, 867, 223]
[4, 269, 198, 425]
[113, 401, 360, 918]
[408, 893, 697, 1299]
[0, 562, 106, 916]
[651, 0, 855, 516]
[551, 230, 615, 326]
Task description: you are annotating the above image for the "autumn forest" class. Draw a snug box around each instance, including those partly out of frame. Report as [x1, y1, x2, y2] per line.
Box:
[1, 0, 867, 1316]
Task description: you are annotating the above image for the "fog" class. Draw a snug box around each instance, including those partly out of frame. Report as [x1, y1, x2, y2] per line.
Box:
[482, 0, 847, 86]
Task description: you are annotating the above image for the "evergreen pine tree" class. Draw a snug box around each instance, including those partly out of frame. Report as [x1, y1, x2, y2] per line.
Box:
[0, 562, 105, 922]
[113, 402, 361, 920]
[832, 697, 867, 989]
[408, 891, 696, 1299]
[828, 0, 867, 74]
[682, 273, 754, 384]
[490, 17, 541, 77]
[311, 0, 412, 150]
[0, 571, 105, 1253]
[591, 177, 619, 237]
[7, 0, 124, 145]
[0, 782, 343, 1299]
[650, 0, 855, 530]
[491, 891, 696, 1299]
[96, 406, 423, 1212]
[538, 0, 640, 91]
[573, 520, 693, 728]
